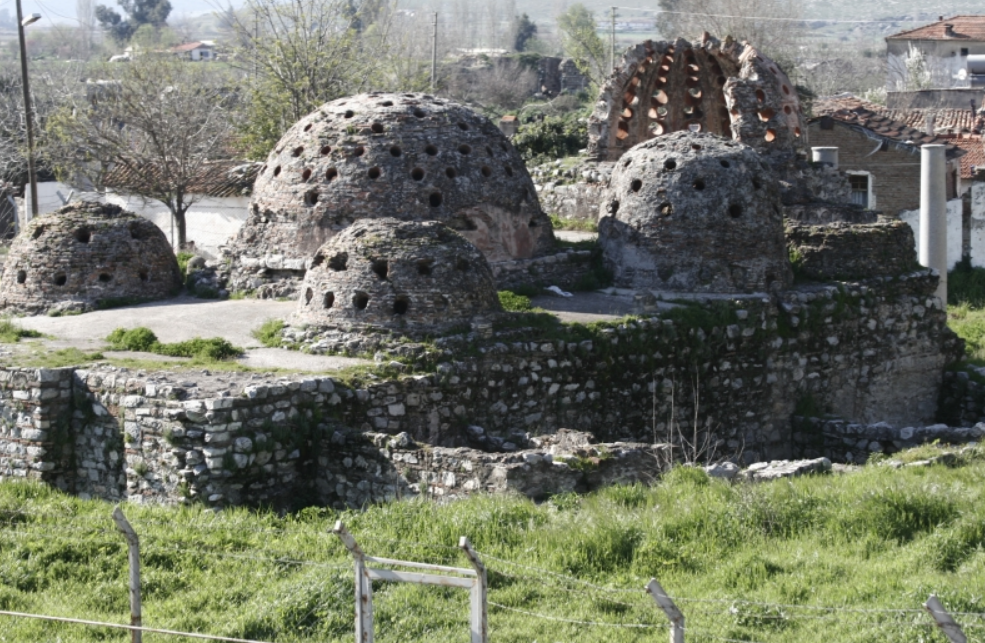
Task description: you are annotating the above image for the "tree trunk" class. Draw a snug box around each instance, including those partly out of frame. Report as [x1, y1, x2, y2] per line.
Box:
[173, 209, 188, 250]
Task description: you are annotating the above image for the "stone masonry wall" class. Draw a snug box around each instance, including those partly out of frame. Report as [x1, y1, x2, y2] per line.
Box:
[786, 220, 918, 281]
[0, 269, 961, 509]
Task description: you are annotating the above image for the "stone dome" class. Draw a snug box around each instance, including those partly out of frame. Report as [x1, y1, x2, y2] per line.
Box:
[598, 131, 792, 293]
[234, 92, 554, 268]
[293, 218, 502, 331]
[0, 201, 181, 315]
[588, 34, 804, 161]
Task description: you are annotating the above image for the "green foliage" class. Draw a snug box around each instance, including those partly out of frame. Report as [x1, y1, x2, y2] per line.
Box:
[512, 13, 538, 51]
[18, 348, 104, 368]
[513, 115, 588, 163]
[498, 291, 534, 312]
[948, 303, 985, 360]
[948, 257, 985, 308]
[252, 319, 286, 348]
[549, 214, 597, 232]
[176, 251, 195, 281]
[0, 451, 984, 641]
[0, 318, 42, 343]
[105, 327, 243, 361]
[556, 3, 607, 89]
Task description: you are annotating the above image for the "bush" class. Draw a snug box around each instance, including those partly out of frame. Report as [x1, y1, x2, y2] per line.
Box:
[512, 114, 588, 162]
[105, 327, 243, 361]
[0, 318, 41, 343]
[252, 319, 285, 347]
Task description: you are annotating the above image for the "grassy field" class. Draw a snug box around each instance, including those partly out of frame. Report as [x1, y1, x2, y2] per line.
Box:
[0, 445, 982, 642]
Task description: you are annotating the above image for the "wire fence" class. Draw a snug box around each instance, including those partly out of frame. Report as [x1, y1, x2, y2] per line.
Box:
[0, 506, 979, 643]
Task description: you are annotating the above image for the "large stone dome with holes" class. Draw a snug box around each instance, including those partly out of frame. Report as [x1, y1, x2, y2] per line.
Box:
[233, 92, 554, 271]
[293, 218, 502, 331]
[588, 34, 804, 161]
[598, 131, 792, 293]
[0, 201, 181, 315]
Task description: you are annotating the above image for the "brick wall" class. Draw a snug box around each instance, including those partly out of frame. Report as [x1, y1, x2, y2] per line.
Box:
[806, 121, 959, 216]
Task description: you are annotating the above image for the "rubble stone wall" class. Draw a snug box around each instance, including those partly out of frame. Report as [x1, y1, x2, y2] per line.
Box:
[786, 220, 918, 281]
[0, 270, 961, 508]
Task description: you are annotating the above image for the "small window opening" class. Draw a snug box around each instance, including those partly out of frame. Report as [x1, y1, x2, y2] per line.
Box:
[303, 123, 313, 132]
[457, 122, 469, 131]
[413, 108, 426, 118]
[417, 260, 433, 276]
[304, 287, 313, 305]
[720, 160, 731, 168]
[693, 178, 705, 191]
[138, 270, 148, 282]
[368, 167, 381, 179]
[445, 167, 457, 179]
[371, 259, 389, 280]
[352, 291, 369, 310]
[504, 165, 514, 177]
[728, 204, 743, 218]
[321, 145, 332, 155]
[354, 146, 365, 157]
[429, 192, 443, 207]
[326, 168, 339, 181]
[301, 168, 312, 181]
[304, 190, 319, 206]
[98, 273, 112, 283]
[425, 144, 438, 156]
[664, 159, 677, 170]
[273, 166, 282, 177]
[324, 292, 335, 308]
[458, 144, 472, 155]
[54, 273, 67, 286]
[344, 110, 355, 118]
[393, 297, 410, 315]
[371, 122, 384, 134]
[630, 179, 643, 192]
[411, 167, 425, 181]
[456, 258, 469, 271]
[849, 174, 869, 208]
[75, 228, 91, 243]
[292, 146, 304, 157]
[329, 253, 348, 271]
[481, 166, 492, 177]
[16, 270, 26, 284]
[311, 254, 325, 269]
[31, 225, 44, 239]
[390, 146, 402, 157]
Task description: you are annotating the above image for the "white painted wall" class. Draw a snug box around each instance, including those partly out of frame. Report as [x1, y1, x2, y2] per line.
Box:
[25, 181, 250, 258]
[971, 182, 985, 268]
[900, 197, 964, 270]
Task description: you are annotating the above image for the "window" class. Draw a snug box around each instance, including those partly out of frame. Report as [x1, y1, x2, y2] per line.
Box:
[961, 48, 970, 57]
[849, 174, 869, 208]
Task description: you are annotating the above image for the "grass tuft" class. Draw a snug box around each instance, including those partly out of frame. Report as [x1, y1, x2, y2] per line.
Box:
[0, 318, 42, 343]
[252, 319, 285, 347]
[105, 327, 243, 361]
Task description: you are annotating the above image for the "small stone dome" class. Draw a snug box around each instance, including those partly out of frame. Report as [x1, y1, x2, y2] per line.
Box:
[0, 201, 181, 315]
[236, 92, 554, 267]
[293, 218, 502, 331]
[598, 131, 792, 293]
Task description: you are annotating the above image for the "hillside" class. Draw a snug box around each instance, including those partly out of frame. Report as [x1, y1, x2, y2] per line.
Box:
[0, 443, 981, 642]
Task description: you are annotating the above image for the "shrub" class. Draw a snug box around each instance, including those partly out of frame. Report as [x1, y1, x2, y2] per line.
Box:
[252, 319, 285, 347]
[105, 327, 158, 352]
[105, 327, 243, 361]
[498, 291, 534, 312]
[512, 114, 588, 162]
[0, 318, 41, 343]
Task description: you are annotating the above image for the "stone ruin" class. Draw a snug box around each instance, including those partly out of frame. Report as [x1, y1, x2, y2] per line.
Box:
[225, 92, 555, 296]
[292, 218, 501, 332]
[0, 201, 181, 315]
[587, 33, 805, 162]
[599, 131, 792, 293]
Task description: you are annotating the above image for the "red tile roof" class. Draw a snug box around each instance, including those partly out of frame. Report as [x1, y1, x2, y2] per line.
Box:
[170, 42, 213, 53]
[105, 161, 260, 198]
[944, 136, 985, 178]
[812, 94, 972, 160]
[814, 93, 985, 135]
[887, 15, 985, 41]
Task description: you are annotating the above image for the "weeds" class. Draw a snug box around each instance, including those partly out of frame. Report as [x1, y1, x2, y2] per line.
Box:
[105, 327, 242, 361]
[252, 319, 286, 347]
[497, 291, 535, 312]
[0, 318, 42, 343]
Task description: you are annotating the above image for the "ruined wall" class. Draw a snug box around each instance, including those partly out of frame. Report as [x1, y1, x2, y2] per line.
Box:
[0, 269, 961, 508]
[786, 220, 918, 281]
[588, 34, 804, 161]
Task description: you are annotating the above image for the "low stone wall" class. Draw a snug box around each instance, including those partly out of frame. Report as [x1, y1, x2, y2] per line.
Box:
[786, 220, 918, 281]
[491, 248, 597, 291]
[794, 418, 983, 464]
[538, 183, 606, 222]
[0, 269, 963, 509]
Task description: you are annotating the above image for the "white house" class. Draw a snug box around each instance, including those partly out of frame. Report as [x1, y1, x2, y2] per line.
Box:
[170, 41, 216, 62]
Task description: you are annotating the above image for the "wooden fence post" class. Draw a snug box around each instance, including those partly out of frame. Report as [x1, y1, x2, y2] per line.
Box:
[646, 578, 684, 643]
[459, 537, 488, 643]
[111, 506, 142, 643]
[924, 594, 967, 643]
[333, 521, 373, 643]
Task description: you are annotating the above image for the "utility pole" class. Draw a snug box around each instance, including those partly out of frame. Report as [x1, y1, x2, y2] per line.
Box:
[610, 6, 616, 73]
[15, 0, 39, 219]
[431, 12, 438, 92]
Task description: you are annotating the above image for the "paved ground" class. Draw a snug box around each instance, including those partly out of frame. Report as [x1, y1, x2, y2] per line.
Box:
[15, 296, 368, 373]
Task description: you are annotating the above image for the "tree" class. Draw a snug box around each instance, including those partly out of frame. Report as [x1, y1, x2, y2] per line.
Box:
[557, 3, 607, 89]
[656, 0, 802, 58]
[96, 0, 172, 44]
[47, 57, 233, 248]
[226, 0, 374, 159]
[513, 13, 537, 52]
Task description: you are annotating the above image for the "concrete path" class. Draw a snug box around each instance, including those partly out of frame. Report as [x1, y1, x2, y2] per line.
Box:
[15, 296, 368, 373]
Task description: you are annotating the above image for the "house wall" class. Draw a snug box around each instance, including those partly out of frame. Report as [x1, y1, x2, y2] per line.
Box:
[898, 198, 964, 270]
[886, 39, 985, 90]
[806, 121, 959, 216]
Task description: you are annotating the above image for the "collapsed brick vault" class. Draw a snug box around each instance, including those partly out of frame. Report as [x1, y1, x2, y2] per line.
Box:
[226, 92, 555, 295]
[293, 218, 502, 331]
[588, 33, 805, 161]
[0, 201, 181, 315]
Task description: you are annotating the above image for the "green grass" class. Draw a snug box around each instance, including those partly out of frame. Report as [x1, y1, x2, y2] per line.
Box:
[106, 327, 243, 361]
[16, 348, 105, 368]
[0, 447, 983, 642]
[0, 318, 42, 343]
[948, 303, 985, 360]
[497, 291, 535, 312]
[252, 319, 286, 347]
[549, 213, 598, 232]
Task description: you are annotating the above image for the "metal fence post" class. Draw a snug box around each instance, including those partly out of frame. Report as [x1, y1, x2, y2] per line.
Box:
[111, 506, 142, 643]
[333, 521, 373, 643]
[646, 578, 684, 643]
[459, 537, 488, 643]
[924, 594, 967, 643]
